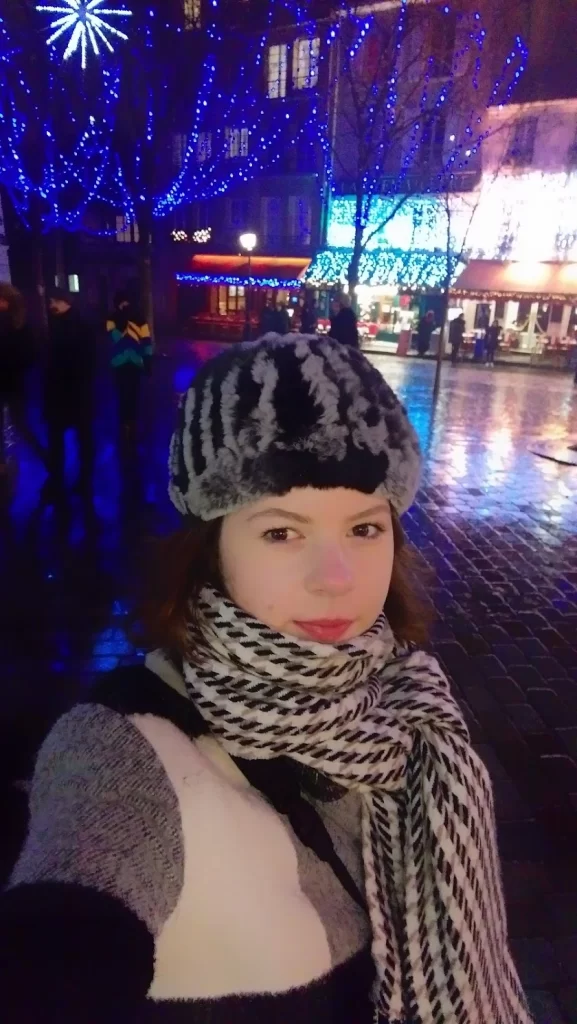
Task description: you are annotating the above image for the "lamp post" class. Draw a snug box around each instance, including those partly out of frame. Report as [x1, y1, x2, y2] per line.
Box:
[239, 231, 257, 340]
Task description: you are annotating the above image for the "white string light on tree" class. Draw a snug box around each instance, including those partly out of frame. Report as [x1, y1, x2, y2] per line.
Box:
[36, 0, 132, 69]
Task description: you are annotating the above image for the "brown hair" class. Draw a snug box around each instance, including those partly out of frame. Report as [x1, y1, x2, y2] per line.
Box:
[142, 509, 432, 659]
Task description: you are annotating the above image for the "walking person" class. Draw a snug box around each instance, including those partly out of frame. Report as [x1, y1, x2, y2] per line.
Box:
[0, 283, 44, 475]
[0, 334, 531, 1024]
[329, 293, 359, 348]
[485, 319, 502, 367]
[449, 312, 466, 366]
[416, 309, 435, 357]
[43, 289, 97, 500]
[107, 291, 152, 440]
[299, 293, 318, 334]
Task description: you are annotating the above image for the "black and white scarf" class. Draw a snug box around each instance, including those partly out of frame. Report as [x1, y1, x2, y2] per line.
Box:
[183, 586, 532, 1024]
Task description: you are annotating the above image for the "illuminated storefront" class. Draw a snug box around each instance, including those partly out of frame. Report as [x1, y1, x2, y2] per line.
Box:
[176, 254, 310, 340]
[451, 259, 577, 365]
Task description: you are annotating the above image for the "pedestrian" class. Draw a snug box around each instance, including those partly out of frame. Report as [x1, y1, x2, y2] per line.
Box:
[43, 288, 97, 500]
[416, 309, 435, 357]
[0, 283, 45, 475]
[107, 291, 152, 440]
[485, 319, 502, 367]
[0, 334, 531, 1024]
[449, 312, 466, 366]
[258, 298, 276, 335]
[271, 301, 290, 335]
[329, 293, 359, 348]
[299, 293, 318, 334]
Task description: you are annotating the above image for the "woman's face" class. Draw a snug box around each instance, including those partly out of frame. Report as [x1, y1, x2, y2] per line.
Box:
[219, 487, 394, 643]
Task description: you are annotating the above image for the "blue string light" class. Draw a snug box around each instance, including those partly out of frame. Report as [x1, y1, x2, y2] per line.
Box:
[176, 272, 303, 288]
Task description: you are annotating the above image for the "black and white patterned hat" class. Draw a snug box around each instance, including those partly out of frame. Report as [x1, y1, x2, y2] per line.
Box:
[169, 334, 422, 520]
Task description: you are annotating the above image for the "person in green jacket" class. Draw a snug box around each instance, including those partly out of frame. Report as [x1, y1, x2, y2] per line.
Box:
[107, 292, 152, 439]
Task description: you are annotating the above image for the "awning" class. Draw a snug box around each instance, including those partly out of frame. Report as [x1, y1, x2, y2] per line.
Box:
[305, 247, 463, 290]
[176, 254, 309, 289]
[452, 259, 577, 301]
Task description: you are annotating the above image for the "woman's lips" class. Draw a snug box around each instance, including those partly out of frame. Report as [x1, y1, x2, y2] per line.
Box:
[294, 620, 354, 642]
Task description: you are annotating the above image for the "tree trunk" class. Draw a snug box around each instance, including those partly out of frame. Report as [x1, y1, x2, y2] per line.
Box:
[53, 228, 67, 290]
[29, 199, 48, 337]
[347, 206, 364, 310]
[434, 200, 453, 397]
[138, 207, 155, 341]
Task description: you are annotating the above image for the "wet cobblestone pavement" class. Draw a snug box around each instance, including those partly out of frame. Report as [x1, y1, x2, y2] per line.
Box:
[1, 344, 577, 1021]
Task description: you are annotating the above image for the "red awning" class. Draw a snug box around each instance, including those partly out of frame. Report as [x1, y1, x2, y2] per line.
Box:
[452, 260, 577, 301]
[177, 254, 310, 287]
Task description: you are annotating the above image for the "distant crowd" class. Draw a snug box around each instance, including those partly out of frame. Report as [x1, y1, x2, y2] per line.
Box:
[0, 282, 152, 501]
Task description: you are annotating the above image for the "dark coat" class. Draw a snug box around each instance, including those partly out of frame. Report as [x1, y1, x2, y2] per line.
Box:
[45, 308, 97, 421]
[449, 317, 466, 347]
[417, 317, 435, 352]
[485, 324, 501, 350]
[0, 315, 36, 400]
[329, 307, 359, 348]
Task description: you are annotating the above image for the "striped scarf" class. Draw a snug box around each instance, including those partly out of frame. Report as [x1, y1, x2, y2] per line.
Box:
[183, 586, 532, 1024]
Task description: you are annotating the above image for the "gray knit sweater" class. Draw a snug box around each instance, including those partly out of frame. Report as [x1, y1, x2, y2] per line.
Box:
[0, 656, 377, 1023]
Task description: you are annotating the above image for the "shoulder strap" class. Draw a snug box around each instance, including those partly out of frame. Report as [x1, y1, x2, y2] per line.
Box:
[235, 755, 367, 914]
[90, 666, 366, 914]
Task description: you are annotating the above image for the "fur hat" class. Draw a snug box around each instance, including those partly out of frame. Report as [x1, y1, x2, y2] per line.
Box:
[169, 334, 422, 520]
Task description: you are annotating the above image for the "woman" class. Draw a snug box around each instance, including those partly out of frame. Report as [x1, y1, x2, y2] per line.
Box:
[107, 291, 152, 438]
[0, 283, 44, 473]
[0, 336, 530, 1024]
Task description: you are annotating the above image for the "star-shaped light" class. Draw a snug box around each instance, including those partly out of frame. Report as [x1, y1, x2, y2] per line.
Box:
[36, 0, 132, 69]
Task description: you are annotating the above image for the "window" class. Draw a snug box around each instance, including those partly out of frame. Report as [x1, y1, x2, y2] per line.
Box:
[172, 133, 188, 170]
[506, 117, 537, 167]
[218, 285, 245, 316]
[429, 10, 456, 78]
[183, 0, 201, 30]
[419, 113, 446, 168]
[229, 198, 250, 229]
[292, 37, 320, 90]
[288, 196, 312, 247]
[225, 127, 249, 159]
[261, 196, 282, 246]
[267, 44, 288, 99]
[116, 216, 139, 243]
[197, 132, 212, 163]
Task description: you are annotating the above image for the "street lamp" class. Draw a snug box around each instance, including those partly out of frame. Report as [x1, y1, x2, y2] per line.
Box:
[239, 232, 257, 340]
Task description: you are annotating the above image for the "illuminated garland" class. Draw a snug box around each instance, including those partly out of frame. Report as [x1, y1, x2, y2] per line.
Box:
[1, 1, 322, 230]
[304, 247, 464, 290]
[176, 272, 303, 289]
[0, 14, 125, 231]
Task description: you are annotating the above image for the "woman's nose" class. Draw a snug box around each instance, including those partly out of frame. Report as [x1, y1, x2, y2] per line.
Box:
[305, 546, 354, 595]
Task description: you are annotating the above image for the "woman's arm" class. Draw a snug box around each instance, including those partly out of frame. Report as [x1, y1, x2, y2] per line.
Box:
[0, 703, 184, 1021]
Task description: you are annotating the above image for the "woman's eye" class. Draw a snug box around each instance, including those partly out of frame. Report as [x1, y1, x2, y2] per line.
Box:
[351, 523, 385, 539]
[263, 527, 298, 543]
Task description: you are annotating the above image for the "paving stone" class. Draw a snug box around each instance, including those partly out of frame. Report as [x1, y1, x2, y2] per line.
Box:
[527, 689, 577, 729]
[526, 989, 567, 1024]
[539, 756, 577, 793]
[557, 729, 577, 761]
[553, 937, 577, 983]
[484, 675, 526, 704]
[505, 703, 548, 736]
[557, 985, 577, 1024]
[510, 938, 567, 987]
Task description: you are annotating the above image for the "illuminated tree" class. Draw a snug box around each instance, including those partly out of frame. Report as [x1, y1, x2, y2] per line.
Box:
[323, 0, 528, 297]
